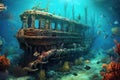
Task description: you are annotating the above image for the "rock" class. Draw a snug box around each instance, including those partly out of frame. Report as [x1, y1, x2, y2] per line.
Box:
[47, 70, 56, 78]
[84, 65, 91, 70]
[72, 72, 78, 76]
[96, 61, 101, 64]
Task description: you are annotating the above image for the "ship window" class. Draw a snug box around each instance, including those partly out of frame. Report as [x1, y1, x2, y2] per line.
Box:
[35, 20, 39, 29]
[41, 19, 45, 29]
[28, 16, 32, 28]
[58, 24, 61, 30]
[63, 24, 67, 31]
[51, 23, 55, 30]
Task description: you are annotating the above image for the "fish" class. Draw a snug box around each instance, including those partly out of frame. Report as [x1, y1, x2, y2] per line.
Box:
[0, 3, 7, 12]
[104, 34, 109, 39]
[97, 30, 102, 35]
[111, 27, 120, 37]
[84, 65, 91, 70]
[100, 14, 106, 18]
[114, 20, 119, 25]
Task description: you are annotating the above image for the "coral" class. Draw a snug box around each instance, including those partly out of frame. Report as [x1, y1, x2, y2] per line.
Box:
[0, 55, 10, 71]
[61, 61, 70, 72]
[101, 61, 120, 80]
[114, 39, 120, 56]
[39, 69, 46, 80]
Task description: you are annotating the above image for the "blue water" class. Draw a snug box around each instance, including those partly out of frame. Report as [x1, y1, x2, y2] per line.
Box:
[0, 0, 120, 79]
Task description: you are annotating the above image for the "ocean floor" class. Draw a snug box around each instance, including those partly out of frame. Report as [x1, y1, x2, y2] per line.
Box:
[8, 49, 109, 80]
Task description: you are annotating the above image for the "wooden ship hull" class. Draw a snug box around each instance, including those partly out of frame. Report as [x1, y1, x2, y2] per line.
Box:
[16, 10, 90, 70]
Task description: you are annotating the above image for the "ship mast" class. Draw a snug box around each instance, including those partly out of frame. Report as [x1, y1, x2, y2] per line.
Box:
[46, 0, 50, 12]
[72, 4, 75, 20]
[85, 7, 88, 24]
[64, 2, 68, 17]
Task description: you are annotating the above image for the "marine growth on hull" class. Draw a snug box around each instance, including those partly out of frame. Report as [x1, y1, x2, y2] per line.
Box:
[16, 8, 91, 71]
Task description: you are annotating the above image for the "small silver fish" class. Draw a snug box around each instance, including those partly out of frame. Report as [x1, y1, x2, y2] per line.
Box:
[114, 20, 119, 25]
[104, 34, 109, 39]
[100, 14, 106, 18]
[97, 30, 101, 35]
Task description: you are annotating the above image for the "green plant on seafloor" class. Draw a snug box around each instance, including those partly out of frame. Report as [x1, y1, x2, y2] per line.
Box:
[61, 61, 70, 72]
[39, 69, 46, 80]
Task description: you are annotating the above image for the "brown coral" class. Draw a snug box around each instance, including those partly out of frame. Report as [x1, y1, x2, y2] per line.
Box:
[101, 61, 120, 80]
[0, 55, 10, 71]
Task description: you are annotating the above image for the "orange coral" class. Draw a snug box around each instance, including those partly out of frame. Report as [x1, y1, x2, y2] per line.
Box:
[0, 55, 10, 71]
[114, 39, 120, 55]
[101, 61, 120, 80]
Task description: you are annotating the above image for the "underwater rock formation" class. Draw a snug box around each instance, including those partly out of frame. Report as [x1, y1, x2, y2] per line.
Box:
[101, 61, 120, 80]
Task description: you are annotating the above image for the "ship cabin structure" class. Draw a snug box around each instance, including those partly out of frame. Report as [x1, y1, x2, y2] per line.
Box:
[17, 10, 89, 54]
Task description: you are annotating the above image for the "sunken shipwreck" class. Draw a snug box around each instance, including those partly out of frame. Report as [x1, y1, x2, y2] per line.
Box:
[16, 6, 92, 71]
